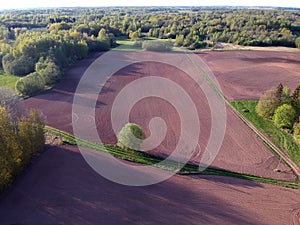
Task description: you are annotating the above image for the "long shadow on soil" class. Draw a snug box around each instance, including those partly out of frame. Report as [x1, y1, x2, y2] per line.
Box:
[240, 57, 300, 65]
[147, 152, 263, 189]
[0, 145, 262, 225]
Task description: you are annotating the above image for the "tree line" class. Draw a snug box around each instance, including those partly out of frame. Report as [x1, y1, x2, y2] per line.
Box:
[256, 84, 300, 140]
[0, 7, 300, 95]
[1, 7, 299, 49]
[0, 93, 45, 191]
[0, 22, 114, 96]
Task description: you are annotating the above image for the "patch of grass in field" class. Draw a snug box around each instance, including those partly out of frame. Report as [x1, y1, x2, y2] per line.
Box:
[114, 37, 142, 51]
[45, 125, 300, 189]
[231, 100, 300, 168]
[114, 37, 186, 52]
[0, 70, 19, 89]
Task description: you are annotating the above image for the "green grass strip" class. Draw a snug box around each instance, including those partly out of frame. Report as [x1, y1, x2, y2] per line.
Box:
[45, 126, 299, 189]
[0, 70, 20, 89]
[231, 100, 300, 169]
[185, 53, 225, 100]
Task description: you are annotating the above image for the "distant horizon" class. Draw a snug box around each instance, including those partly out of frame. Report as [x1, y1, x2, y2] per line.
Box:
[0, 0, 299, 10]
[1, 5, 300, 10]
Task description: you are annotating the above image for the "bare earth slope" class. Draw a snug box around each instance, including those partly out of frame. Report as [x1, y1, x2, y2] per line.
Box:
[0, 145, 299, 225]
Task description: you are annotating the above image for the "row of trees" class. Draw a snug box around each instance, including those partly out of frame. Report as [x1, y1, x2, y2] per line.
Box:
[0, 23, 114, 95]
[256, 84, 300, 139]
[0, 100, 45, 191]
[0, 8, 299, 95]
[1, 8, 300, 49]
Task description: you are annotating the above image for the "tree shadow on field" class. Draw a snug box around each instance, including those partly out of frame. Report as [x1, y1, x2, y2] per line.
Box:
[142, 151, 263, 189]
[28, 89, 107, 109]
[0, 145, 264, 225]
[240, 57, 300, 65]
[113, 63, 145, 77]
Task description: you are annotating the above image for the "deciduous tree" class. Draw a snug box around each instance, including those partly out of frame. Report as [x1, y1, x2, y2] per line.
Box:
[117, 123, 145, 151]
[273, 104, 296, 129]
[256, 87, 281, 119]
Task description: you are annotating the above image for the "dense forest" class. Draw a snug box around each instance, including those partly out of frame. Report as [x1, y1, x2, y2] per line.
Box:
[0, 7, 300, 95]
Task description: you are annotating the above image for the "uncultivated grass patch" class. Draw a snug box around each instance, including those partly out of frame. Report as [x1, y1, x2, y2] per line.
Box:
[231, 100, 300, 168]
[0, 70, 19, 89]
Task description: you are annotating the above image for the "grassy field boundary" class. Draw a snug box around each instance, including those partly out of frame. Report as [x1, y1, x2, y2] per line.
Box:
[185, 54, 300, 179]
[231, 101, 300, 173]
[45, 125, 300, 189]
[0, 70, 19, 89]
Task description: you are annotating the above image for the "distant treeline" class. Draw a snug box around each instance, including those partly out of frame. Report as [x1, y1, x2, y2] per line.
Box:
[0, 7, 300, 95]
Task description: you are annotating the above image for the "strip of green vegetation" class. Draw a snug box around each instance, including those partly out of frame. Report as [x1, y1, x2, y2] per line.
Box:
[115, 37, 142, 51]
[0, 70, 19, 89]
[45, 125, 299, 189]
[231, 100, 300, 168]
[114, 37, 187, 52]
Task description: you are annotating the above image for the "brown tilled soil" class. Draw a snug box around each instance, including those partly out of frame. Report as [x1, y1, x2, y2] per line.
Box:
[199, 50, 300, 100]
[0, 145, 299, 225]
[22, 51, 296, 180]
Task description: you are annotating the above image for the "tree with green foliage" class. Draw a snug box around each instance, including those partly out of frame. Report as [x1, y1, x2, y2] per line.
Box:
[117, 123, 145, 151]
[175, 34, 184, 46]
[294, 123, 300, 136]
[35, 57, 62, 85]
[129, 30, 141, 41]
[15, 72, 45, 96]
[273, 104, 296, 129]
[2, 54, 35, 76]
[17, 110, 45, 163]
[281, 86, 291, 105]
[0, 107, 21, 190]
[275, 83, 283, 101]
[97, 28, 111, 47]
[256, 87, 281, 119]
[0, 87, 20, 118]
[0, 106, 44, 191]
[291, 85, 300, 117]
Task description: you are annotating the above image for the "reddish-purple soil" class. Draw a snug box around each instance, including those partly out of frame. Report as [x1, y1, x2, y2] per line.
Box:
[22, 51, 296, 180]
[0, 145, 299, 225]
[199, 50, 300, 100]
[5, 49, 299, 224]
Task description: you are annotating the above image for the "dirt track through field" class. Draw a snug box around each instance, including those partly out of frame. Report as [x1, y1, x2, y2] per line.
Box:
[0, 145, 299, 225]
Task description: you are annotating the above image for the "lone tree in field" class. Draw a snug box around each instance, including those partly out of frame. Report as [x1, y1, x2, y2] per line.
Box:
[256, 87, 282, 119]
[117, 123, 145, 151]
[273, 104, 296, 129]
